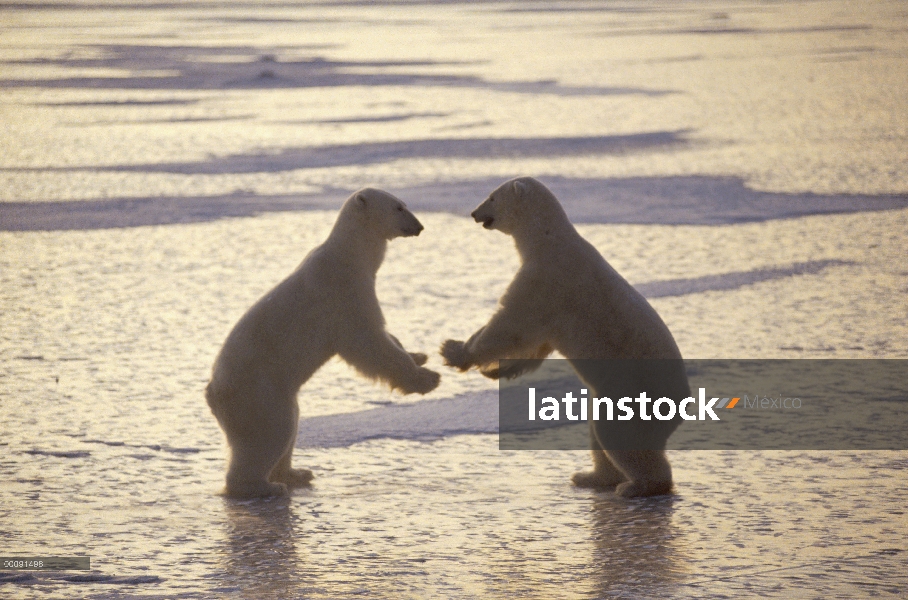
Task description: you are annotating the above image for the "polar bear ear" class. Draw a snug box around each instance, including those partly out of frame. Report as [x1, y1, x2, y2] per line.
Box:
[512, 179, 527, 197]
[355, 192, 367, 209]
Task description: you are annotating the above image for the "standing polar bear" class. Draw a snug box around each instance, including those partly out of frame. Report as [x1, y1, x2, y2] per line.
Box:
[206, 188, 440, 498]
[441, 177, 689, 498]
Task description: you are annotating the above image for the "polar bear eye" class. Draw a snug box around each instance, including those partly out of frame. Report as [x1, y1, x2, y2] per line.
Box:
[397, 206, 404, 212]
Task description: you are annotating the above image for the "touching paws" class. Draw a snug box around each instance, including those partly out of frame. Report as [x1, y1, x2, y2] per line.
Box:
[440, 339, 470, 370]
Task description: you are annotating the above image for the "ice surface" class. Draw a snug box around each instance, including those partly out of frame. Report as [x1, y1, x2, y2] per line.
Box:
[1, 0, 907, 598]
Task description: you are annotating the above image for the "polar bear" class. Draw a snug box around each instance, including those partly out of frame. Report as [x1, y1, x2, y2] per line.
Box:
[441, 177, 689, 498]
[206, 188, 440, 498]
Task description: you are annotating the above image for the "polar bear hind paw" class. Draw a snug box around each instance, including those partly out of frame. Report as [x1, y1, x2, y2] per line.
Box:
[571, 470, 626, 490]
[225, 479, 289, 499]
[615, 479, 673, 498]
[272, 467, 314, 487]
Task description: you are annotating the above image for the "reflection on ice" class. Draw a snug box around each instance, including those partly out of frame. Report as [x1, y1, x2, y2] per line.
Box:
[588, 495, 686, 596]
[219, 497, 304, 597]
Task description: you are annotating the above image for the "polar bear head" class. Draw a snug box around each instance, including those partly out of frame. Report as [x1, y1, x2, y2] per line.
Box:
[340, 188, 424, 239]
[470, 177, 569, 237]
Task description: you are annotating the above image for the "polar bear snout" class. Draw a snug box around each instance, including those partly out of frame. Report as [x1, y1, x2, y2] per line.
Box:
[400, 218, 424, 237]
[393, 203, 424, 237]
[471, 207, 495, 229]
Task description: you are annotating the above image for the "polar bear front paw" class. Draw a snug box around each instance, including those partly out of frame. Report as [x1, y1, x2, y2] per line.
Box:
[408, 352, 428, 366]
[440, 339, 470, 370]
[479, 363, 502, 379]
[405, 367, 440, 394]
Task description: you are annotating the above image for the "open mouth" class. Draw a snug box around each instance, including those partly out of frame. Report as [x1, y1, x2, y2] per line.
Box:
[481, 217, 494, 229]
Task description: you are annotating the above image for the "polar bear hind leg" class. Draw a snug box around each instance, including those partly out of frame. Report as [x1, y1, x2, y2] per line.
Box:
[572, 432, 673, 498]
[226, 448, 289, 498]
[216, 378, 301, 498]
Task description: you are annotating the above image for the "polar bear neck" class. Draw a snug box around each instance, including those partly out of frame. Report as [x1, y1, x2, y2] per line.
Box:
[323, 217, 388, 275]
[510, 203, 577, 262]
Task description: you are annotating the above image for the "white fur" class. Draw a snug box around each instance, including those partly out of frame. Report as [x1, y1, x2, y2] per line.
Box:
[207, 188, 439, 498]
[441, 177, 689, 498]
